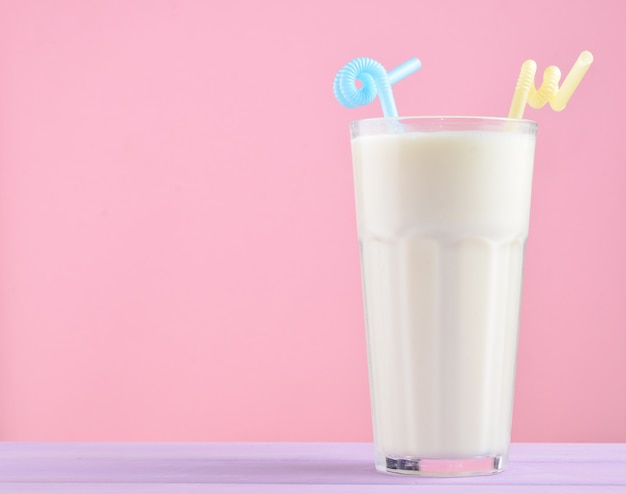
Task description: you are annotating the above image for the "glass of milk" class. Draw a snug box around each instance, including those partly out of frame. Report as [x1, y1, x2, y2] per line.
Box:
[351, 116, 537, 476]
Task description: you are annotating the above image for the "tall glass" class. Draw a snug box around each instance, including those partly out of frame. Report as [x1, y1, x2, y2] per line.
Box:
[351, 117, 537, 476]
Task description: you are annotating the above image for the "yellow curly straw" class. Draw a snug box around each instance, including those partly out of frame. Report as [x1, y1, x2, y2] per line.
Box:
[508, 51, 594, 119]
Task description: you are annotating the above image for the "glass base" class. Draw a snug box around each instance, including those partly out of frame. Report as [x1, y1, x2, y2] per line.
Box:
[380, 454, 506, 477]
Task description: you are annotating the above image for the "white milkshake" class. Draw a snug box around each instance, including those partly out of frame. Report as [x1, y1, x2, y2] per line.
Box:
[351, 118, 536, 475]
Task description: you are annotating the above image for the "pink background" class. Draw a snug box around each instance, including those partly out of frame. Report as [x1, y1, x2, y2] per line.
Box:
[0, 0, 624, 442]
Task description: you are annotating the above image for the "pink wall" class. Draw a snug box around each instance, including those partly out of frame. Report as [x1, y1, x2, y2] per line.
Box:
[0, 0, 624, 442]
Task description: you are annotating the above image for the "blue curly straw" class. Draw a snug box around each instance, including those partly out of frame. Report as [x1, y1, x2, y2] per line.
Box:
[334, 57, 421, 117]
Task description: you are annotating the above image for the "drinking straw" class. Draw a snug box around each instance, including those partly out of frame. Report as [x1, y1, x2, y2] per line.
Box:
[508, 51, 594, 119]
[549, 51, 594, 111]
[334, 57, 421, 117]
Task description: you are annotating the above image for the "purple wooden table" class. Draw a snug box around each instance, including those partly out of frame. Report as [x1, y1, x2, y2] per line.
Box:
[0, 442, 624, 493]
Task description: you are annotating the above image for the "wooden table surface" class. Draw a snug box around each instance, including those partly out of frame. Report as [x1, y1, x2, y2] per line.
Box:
[0, 442, 624, 493]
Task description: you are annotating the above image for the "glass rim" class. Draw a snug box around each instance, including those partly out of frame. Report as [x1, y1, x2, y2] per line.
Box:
[351, 115, 537, 126]
[350, 116, 537, 137]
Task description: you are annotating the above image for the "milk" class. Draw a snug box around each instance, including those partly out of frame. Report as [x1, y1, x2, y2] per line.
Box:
[352, 126, 535, 471]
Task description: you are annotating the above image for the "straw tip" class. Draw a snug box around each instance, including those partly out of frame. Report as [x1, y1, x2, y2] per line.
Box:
[409, 57, 422, 69]
[579, 51, 594, 65]
[523, 59, 537, 69]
